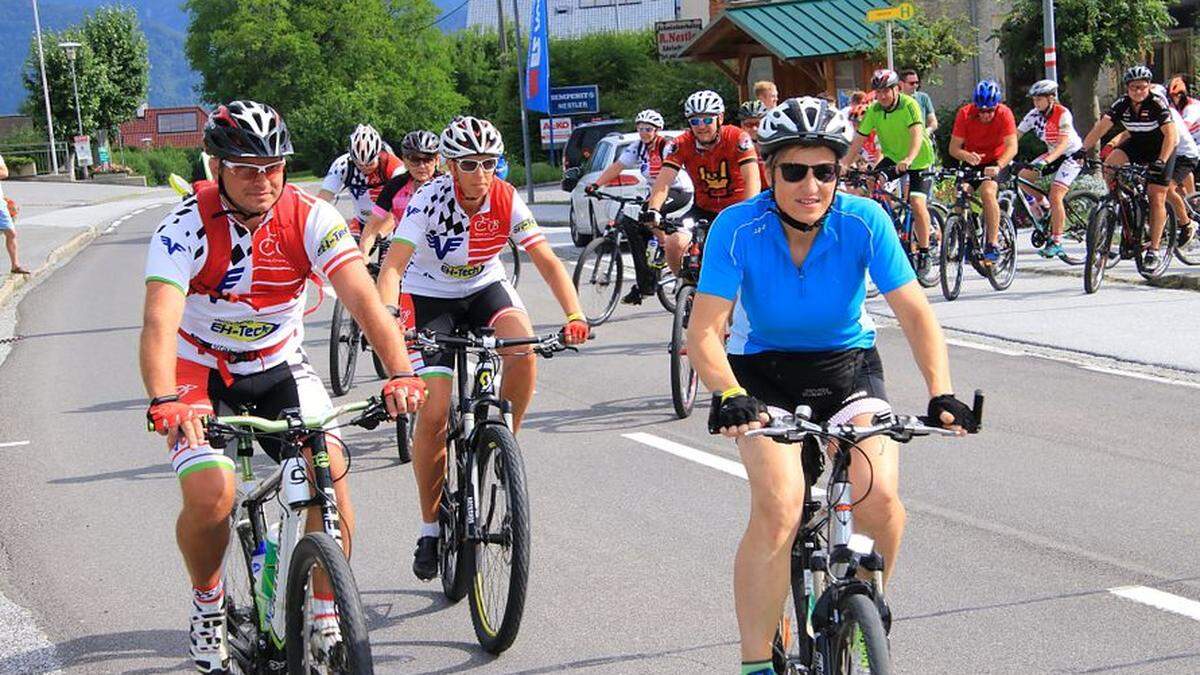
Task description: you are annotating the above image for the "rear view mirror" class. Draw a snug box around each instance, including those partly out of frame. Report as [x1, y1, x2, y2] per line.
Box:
[561, 166, 582, 192]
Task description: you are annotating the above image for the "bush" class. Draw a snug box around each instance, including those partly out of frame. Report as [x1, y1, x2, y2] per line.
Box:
[121, 146, 205, 185]
[6, 156, 35, 169]
[505, 161, 560, 188]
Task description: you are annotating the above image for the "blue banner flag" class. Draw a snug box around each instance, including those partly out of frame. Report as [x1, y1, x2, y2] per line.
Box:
[525, 0, 550, 113]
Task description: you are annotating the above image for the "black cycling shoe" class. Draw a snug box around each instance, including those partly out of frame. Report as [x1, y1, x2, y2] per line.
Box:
[621, 284, 643, 305]
[413, 536, 439, 581]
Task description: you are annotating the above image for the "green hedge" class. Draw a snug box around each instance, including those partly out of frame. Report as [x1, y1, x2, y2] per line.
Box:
[6, 156, 35, 169]
[505, 161, 560, 188]
[121, 147, 207, 185]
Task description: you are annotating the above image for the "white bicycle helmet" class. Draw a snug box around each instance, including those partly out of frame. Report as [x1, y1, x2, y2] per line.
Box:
[757, 96, 852, 160]
[684, 90, 725, 117]
[440, 116, 505, 158]
[349, 124, 383, 165]
[1029, 79, 1058, 97]
[634, 109, 665, 128]
[204, 100, 294, 158]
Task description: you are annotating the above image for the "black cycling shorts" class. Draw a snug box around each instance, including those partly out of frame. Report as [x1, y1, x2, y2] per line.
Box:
[875, 158, 935, 198]
[410, 280, 526, 377]
[728, 347, 891, 426]
[1118, 134, 1174, 186]
[962, 162, 1012, 189]
[1172, 155, 1197, 185]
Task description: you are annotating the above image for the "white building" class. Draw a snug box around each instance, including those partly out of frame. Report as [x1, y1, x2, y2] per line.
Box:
[465, 0, 679, 38]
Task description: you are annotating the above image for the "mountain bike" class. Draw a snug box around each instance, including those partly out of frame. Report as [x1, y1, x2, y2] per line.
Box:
[209, 397, 394, 674]
[1084, 162, 1178, 294]
[749, 392, 985, 675]
[410, 326, 574, 653]
[1174, 191, 1200, 265]
[843, 168, 944, 289]
[1007, 160, 1099, 265]
[668, 218, 711, 419]
[571, 189, 683, 325]
[938, 166, 1018, 300]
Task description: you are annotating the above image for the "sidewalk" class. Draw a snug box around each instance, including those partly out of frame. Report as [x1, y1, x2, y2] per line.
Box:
[0, 181, 177, 308]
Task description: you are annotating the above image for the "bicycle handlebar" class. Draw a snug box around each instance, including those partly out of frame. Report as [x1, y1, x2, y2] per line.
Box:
[204, 397, 392, 440]
[745, 390, 985, 444]
[588, 188, 646, 206]
[406, 328, 577, 358]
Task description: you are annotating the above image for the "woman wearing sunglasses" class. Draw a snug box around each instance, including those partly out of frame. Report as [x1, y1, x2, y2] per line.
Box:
[375, 115, 590, 581]
[358, 129, 443, 258]
[685, 97, 977, 675]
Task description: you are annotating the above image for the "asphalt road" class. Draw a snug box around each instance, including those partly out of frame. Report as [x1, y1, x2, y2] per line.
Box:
[0, 202, 1198, 674]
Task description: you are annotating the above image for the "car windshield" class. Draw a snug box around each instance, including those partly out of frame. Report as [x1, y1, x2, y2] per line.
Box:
[588, 139, 616, 173]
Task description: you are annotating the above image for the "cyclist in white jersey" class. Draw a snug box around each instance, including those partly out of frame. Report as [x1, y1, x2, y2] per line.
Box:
[375, 116, 590, 580]
[1016, 79, 1084, 258]
[317, 124, 404, 236]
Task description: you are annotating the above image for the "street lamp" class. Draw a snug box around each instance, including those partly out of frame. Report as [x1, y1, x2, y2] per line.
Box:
[31, 0, 60, 174]
[58, 40, 87, 179]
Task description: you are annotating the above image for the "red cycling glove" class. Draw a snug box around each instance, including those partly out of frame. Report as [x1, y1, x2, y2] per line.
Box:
[146, 396, 195, 434]
[563, 316, 589, 344]
[382, 375, 426, 415]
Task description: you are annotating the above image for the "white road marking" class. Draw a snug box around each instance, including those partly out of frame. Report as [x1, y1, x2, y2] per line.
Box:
[623, 432, 825, 497]
[1079, 365, 1200, 390]
[1109, 586, 1200, 622]
[0, 441, 30, 448]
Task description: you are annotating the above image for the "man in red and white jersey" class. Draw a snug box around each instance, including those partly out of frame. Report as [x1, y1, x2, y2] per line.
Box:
[317, 123, 405, 236]
[140, 100, 423, 673]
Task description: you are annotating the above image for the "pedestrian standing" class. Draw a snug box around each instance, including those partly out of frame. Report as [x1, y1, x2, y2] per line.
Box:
[754, 81, 779, 109]
[0, 154, 30, 275]
[900, 69, 938, 134]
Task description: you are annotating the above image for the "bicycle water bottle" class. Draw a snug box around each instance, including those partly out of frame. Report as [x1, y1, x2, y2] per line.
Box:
[256, 522, 281, 627]
[645, 237, 660, 268]
[281, 455, 310, 506]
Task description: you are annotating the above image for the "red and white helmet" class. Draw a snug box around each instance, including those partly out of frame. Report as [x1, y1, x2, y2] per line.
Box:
[871, 69, 900, 91]
[204, 100, 293, 158]
[349, 124, 383, 165]
[440, 116, 505, 158]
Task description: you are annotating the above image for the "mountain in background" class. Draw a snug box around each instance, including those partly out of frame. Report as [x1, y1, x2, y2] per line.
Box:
[0, 0, 470, 116]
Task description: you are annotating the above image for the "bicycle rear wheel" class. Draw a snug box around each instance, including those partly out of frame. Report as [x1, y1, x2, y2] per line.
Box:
[469, 423, 531, 654]
[1059, 192, 1099, 265]
[1084, 203, 1118, 294]
[655, 267, 679, 313]
[285, 532, 375, 674]
[1136, 207, 1176, 280]
[329, 300, 359, 397]
[1177, 192, 1200, 265]
[939, 214, 965, 301]
[571, 236, 623, 326]
[830, 594, 892, 675]
[669, 285, 698, 419]
[918, 208, 944, 288]
[987, 215, 1017, 291]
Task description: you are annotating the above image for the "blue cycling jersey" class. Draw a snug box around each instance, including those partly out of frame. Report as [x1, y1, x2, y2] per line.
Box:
[697, 191, 915, 355]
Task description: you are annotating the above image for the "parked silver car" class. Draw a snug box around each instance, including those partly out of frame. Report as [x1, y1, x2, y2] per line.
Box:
[567, 131, 691, 247]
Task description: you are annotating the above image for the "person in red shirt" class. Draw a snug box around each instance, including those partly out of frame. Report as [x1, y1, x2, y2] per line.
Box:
[645, 89, 761, 274]
[949, 80, 1019, 262]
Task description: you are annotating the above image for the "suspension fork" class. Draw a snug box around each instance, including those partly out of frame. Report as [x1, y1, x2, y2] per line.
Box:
[306, 433, 343, 545]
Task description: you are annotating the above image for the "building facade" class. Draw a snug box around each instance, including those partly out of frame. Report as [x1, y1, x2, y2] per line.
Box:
[465, 0, 678, 38]
[117, 105, 207, 149]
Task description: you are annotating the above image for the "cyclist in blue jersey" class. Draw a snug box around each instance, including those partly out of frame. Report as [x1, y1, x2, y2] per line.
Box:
[686, 97, 978, 675]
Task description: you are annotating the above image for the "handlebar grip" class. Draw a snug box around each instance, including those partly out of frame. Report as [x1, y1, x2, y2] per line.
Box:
[972, 389, 984, 429]
[397, 417, 412, 465]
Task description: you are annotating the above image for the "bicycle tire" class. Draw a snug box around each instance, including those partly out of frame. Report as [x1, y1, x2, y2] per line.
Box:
[1084, 203, 1117, 294]
[655, 269, 679, 313]
[504, 240, 522, 287]
[371, 350, 387, 380]
[1177, 192, 1200, 265]
[1135, 206, 1176, 280]
[285, 532, 375, 674]
[1059, 192, 1099, 265]
[440, 434, 471, 602]
[329, 300, 359, 397]
[669, 285, 698, 419]
[468, 423, 530, 654]
[223, 517, 261, 669]
[830, 593, 892, 675]
[571, 236, 623, 327]
[395, 414, 413, 464]
[987, 214, 1017, 291]
[940, 214, 965, 301]
[915, 208, 944, 288]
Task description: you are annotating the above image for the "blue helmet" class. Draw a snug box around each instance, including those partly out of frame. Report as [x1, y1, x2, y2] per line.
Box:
[973, 80, 1002, 109]
[496, 155, 509, 181]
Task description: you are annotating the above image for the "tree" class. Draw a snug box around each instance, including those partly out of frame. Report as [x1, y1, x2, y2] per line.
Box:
[996, 0, 1175, 131]
[874, 7, 978, 86]
[185, 0, 466, 172]
[81, 6, 150, 136]
[21, 26, 105, 145]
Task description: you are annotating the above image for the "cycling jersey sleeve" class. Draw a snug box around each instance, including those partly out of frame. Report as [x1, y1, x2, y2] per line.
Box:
[696, 209, 742, 301]
[864, 205, 915, 294]
[733, 128, 758, 165]
[997, 105, 1018, 136]
[145, 215, 200, 294]
[856, 107, 877, 137]
[662, 134, 693, 171]
[1105, 98, 1124, 121]
[1017, 109, 1037, 135]
[508, 193, 546, 251]
[616, 143, 640, 169]
[305, 199, 362, 282]
[321, 156, 347, 194]
[373, 174, 407, 218]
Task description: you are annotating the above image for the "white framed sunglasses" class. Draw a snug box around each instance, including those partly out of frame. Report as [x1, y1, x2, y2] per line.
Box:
[221, 158, 286, 179]
[455, 157, 499, 173]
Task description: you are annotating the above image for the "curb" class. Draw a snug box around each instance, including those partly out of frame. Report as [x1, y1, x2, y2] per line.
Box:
[0, 224, 104, 308]
[1018, 262, 1200, 292]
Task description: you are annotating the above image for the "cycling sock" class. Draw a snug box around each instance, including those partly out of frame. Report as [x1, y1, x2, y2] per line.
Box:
[312, 593, 338, 622]
[193, 580, 224, 612]
[420, 521, 439, 538]
[740, 660, 773, 675]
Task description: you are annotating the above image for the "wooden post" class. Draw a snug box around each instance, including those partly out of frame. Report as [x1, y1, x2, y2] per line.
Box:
[824, 57, 836, 98]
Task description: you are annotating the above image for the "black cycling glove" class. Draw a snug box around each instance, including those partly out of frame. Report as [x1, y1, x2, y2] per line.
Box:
[923, 394, 978, 433]
[1148, 159, 1168, 182]
[707, 390, 768, 434]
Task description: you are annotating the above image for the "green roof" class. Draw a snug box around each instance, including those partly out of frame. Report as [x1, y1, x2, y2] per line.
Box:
[692, 0, 892, 61]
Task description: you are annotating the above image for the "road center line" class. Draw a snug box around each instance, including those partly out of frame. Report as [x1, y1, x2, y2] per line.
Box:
[622, 432, 825, 497]
[0, 441, 30, 448]
[1108, 586, 1200, 622]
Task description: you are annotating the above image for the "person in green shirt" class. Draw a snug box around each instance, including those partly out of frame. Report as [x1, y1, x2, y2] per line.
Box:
[843, 68, 937, 271]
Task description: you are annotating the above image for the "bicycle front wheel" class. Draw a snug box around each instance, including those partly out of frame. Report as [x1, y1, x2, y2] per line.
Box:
[572, 236, 623, 326]
[1059, 192, 1099, 265]
[469, 423, 531, 654]
[915, 208, 944, 288]
[329, 300, 359, 397]
[285, 532, 375, 674]
[1084, 203, 1118, 294]
[223, 516, 261, 668]
[987, 214, 1017, 291]
[940, 214, 965, 301]
[670, 285, 698, 419]
[831, 593, 892, 675]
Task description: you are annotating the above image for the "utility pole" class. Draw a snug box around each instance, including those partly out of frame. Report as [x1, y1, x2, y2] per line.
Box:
[512, 0, 536, 203]
[1042, 0, 1058, 83]
[31, 0, 60, 174]
[496, 0, 507, 53]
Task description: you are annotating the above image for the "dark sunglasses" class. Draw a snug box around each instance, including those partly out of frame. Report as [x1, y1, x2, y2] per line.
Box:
[688, 116, 717, 126]
[455, 157, 498, 173]
[404, 153, 437, 164]
[777, 162, 839, 184]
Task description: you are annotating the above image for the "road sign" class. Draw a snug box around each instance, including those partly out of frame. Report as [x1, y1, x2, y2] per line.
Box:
[97, 144, 110, 165]
[73, 135, 92, 167]
[655, 19, 703, 60]
[866, 2, 914, 23]
[550, 86, 599, 116]
[540, 117, 573, 147]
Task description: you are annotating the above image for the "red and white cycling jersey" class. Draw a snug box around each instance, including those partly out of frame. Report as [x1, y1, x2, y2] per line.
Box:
[145, 185, 362, 375]
[1176, 97, 1200, 145]
[1017, 103, 1083, 156]
[392, 174, 545, 298]
[320, 151, 405, 224]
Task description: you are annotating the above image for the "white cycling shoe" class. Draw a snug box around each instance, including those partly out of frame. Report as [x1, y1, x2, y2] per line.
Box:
[189, 602, 230, 674]
[308, 613, 344, 665]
